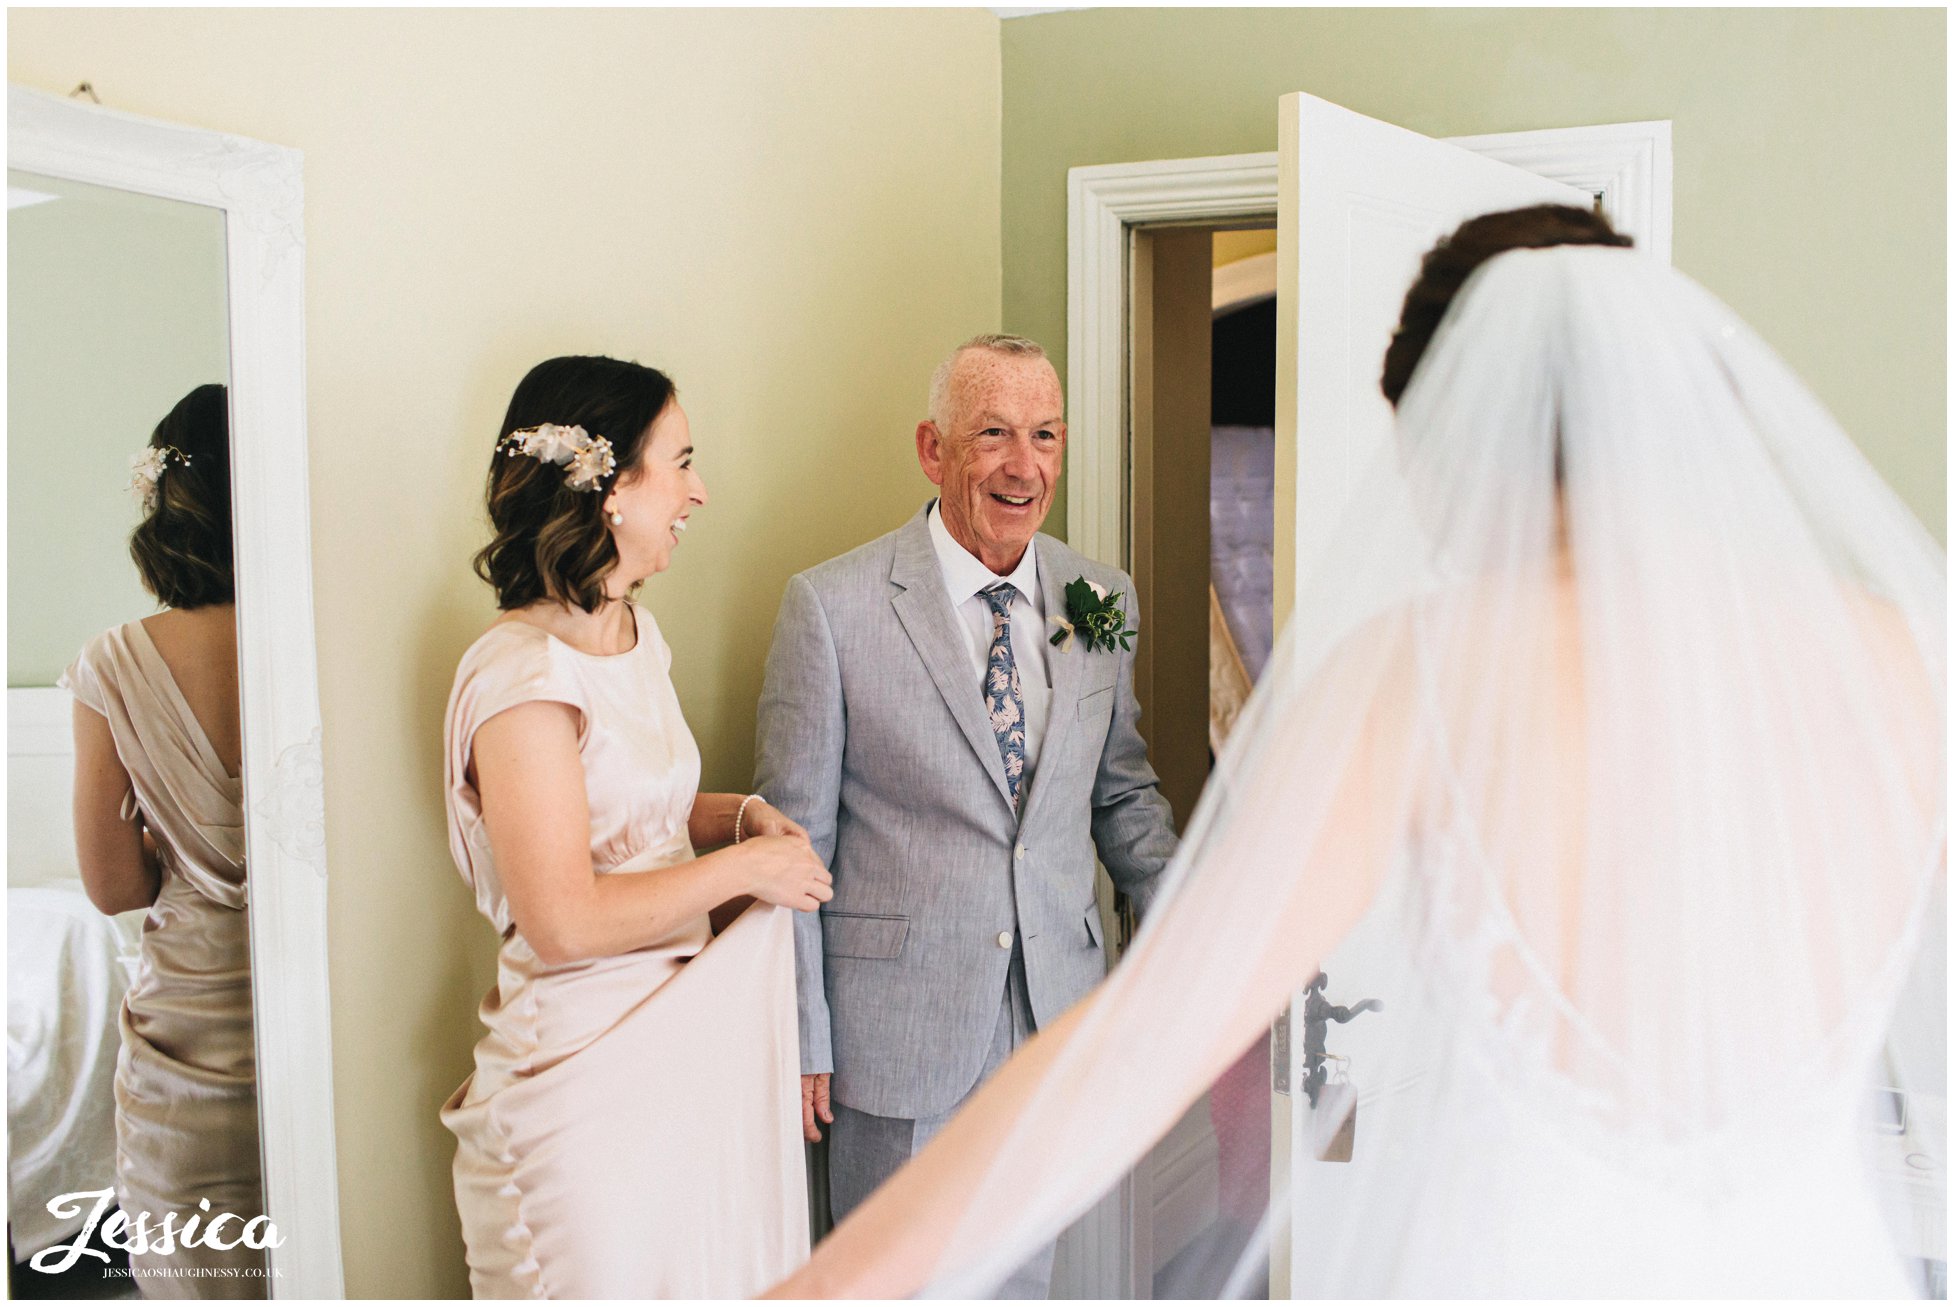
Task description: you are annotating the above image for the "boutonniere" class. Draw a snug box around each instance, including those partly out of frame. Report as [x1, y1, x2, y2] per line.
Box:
[1050, 577, 1136, 654]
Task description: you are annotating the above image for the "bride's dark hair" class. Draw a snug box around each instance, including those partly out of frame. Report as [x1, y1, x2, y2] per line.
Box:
[130, 383, 233, 609]
[473, 355, 676, 613]
[1381, 204, 1633, 408]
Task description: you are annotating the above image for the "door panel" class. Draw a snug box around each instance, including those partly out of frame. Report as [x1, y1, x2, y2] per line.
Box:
[1269, 91, 1593, 1298]
[1275, 92, 1591, 617]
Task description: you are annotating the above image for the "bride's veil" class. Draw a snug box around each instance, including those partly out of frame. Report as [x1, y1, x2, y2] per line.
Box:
[912, 245, 1945, 1297]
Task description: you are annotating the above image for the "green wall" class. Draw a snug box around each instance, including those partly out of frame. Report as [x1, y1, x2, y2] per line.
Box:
[1003, 7, 1946, 541]
[7, 171, 230, 685]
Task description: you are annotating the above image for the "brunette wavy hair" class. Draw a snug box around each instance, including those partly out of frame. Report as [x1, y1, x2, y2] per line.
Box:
[1380, 204, 1633, 409]
[473, 355, 676, 612]
[130, 383, 234, 609]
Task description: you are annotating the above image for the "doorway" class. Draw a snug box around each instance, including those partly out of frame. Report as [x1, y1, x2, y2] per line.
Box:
[1119, 222, 1280, 1298]
[1126, 223, 1279, 834]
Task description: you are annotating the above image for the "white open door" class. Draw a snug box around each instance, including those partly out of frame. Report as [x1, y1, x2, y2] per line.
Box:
[1274, 91, 1592, 612]
[1267, 92, 1593, 1298]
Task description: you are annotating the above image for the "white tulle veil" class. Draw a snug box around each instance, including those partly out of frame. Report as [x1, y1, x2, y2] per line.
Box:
[904, 245, 1946, 1297]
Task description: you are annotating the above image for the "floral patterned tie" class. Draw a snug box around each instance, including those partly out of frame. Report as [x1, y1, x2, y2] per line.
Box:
[982, 584, 1026, 809]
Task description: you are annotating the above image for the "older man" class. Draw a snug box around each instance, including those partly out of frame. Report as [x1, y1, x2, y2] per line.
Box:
[755, 334, 1178, 1296]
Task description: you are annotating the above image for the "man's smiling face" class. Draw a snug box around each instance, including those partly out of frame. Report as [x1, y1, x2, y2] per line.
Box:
[917, 349, 1066, 575]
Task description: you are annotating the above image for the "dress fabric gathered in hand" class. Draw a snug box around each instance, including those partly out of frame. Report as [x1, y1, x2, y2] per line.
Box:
[61, 623, 265, 1298]
[439, 606, 807, 1299]
[883, 248, 1944, 1298]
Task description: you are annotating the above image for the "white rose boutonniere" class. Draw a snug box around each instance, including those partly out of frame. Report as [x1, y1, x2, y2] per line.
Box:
[1049, 576, 1136, 654]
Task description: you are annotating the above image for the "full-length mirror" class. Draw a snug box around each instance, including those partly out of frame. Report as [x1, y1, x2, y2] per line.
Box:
[8, 88, 341, 1300]
[7, 171, 267, 1298]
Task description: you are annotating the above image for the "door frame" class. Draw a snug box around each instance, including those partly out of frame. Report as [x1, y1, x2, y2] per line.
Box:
[1064, 120, 1673, 569]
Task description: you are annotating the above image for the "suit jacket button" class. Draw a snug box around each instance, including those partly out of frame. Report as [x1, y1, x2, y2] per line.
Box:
[1014, 843, 1026, 861]
[997, 931, 1013, 949]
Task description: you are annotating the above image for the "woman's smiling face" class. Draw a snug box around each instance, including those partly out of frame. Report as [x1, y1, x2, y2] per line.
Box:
[605, 400, 706, 589]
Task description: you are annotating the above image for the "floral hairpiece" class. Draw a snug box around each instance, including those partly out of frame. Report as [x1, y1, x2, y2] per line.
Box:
[130, 445, 193, 513]
[498, 423, 617, 493]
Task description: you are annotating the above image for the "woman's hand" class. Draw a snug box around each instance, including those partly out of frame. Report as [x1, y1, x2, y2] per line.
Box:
[738, 834, 832, 912]
[741, 799, 808, 844]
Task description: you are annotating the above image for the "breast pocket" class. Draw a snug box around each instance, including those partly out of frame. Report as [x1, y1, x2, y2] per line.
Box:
[1077, 683, 1116, 721]
[824, 911, 910, 960]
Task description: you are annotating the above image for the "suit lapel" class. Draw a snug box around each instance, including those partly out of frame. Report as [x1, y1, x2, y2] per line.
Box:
[889, 507, 1016, 811]
[1018, 537, 1085, 830]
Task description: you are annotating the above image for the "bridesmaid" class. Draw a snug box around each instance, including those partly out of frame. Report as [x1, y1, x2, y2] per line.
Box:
[439, 355, 830, 1298]
[65, 382, 267, 1297]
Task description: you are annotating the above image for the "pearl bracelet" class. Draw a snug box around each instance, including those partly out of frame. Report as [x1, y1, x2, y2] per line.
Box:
[734, 793, 765, 845]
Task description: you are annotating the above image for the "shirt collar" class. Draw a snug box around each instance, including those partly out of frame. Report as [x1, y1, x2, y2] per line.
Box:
[927, 499, 1039, 607]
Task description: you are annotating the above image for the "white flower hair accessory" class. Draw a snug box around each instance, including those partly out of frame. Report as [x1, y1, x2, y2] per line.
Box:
[497, 423, 617, 493]
[129, 445, 193, 513]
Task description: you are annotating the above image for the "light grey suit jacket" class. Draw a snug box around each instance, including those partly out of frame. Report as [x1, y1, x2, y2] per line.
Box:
[755, 503, 1179, 1120]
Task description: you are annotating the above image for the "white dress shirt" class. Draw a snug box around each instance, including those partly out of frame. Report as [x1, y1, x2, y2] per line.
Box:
[927, 501, 1051, 780]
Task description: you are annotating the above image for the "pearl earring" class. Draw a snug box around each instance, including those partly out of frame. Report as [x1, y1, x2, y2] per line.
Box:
[608, 509, 624, 526]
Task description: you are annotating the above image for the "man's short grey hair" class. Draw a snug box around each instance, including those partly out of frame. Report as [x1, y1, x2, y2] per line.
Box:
[927, 334, 1050, 430]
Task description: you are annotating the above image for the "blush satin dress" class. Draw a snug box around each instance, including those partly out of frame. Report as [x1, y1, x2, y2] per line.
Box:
[439, 607, 807, 1299]
[62, 622, 266, 1298]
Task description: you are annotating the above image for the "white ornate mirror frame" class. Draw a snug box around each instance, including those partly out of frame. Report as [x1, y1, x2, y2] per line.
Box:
[9, 85, 345, 1298]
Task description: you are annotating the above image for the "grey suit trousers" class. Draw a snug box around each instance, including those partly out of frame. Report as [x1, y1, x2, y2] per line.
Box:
[825, 946, 1056, 1298]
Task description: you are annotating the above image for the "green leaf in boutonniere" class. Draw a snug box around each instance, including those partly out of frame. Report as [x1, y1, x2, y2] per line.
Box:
[1050, 576, 1136, 654]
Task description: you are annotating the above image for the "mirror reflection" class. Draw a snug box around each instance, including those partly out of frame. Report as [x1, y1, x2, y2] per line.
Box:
[8, 170, 267, 1299]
